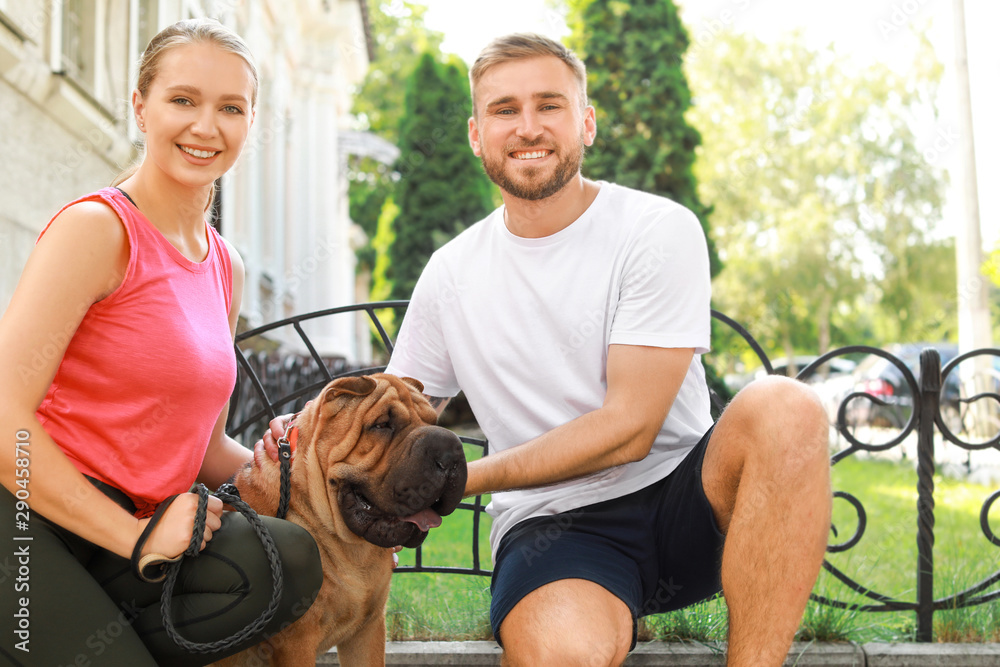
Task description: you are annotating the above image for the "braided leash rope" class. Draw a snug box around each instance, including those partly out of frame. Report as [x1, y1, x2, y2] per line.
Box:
[275, 421, 295, 519]
[159, 483, 285, 654]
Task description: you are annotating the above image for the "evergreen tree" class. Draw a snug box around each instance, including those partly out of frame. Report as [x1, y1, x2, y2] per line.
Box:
[388, 53, 494, 300]
[566, 0, 720, 277]
[352, 1, 445, 144]
[349, 2, 445, 277]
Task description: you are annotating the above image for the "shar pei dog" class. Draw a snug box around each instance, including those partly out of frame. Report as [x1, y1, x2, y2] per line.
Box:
[215, 373, 467, 666]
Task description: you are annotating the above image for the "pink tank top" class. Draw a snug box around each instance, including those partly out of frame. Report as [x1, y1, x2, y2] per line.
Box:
[36, 187, 237, 517]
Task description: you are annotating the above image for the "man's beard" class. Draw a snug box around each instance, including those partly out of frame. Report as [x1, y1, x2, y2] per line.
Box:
[479, 134, 585, 201]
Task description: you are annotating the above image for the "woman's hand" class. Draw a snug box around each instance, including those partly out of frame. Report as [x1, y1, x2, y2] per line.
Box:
[254, 410, 402, 569]
[135, 492, 224, 559]
[254, 410, 403, 569]
[256, 413, 296, 462]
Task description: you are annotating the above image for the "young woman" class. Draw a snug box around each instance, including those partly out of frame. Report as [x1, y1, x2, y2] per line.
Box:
[0, 19, 321, 666]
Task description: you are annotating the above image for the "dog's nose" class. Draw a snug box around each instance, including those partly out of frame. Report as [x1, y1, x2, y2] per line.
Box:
[415, 427, 465, 467]
[391, 427, 467, 514]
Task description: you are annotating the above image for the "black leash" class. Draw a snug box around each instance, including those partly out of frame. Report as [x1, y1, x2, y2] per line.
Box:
[161, 484, 283, 653]
[131, 438, 295, 653]
[275, 416, 296, 519]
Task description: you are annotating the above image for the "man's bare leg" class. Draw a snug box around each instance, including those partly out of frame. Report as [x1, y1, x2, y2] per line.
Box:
[500, 578, 633, 667]
[703, 376, 832, 666]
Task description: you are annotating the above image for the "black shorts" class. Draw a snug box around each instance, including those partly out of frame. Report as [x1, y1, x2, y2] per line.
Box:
[489, 426, 724, 648]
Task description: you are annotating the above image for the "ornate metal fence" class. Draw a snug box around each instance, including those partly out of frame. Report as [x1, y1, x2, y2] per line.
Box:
[804, 345, 1000, 641]
[227, 301, 492, 576]
[227, 303, 1000, 640]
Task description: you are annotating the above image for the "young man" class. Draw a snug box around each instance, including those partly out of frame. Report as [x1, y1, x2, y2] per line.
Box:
[382, 33, 831, 666]
[267, 33, 831, 667]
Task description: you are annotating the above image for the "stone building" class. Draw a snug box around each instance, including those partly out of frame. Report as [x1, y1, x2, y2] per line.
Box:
[0, 0, 385, 360]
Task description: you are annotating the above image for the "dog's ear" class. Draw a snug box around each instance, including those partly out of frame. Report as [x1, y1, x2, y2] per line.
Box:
[327, 376, 377, 399]
[400, 377, 425, 393]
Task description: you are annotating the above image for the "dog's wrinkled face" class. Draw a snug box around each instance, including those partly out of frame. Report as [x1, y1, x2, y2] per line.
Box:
[274, 374, 467, 549]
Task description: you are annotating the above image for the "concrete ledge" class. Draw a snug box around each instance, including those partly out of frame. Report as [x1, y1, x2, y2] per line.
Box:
[319, 640, 1000, 666]
[319, 641, 501, 665]
[621, 641, 863, 666]
[865, 641, 1000, 666]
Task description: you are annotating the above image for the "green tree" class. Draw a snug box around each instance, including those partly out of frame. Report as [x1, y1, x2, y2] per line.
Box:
[368, 196, 400, 342]
[686, 30, 949, 367]
[987, 249, 1000, 343]
[352, 1, 445, 144]
[349, 2, 445, 279]
[351, 171, 393, 271]
[566, 0, 720, 277]
[565, 0, 728, 400]
[388, 53, 494, 300]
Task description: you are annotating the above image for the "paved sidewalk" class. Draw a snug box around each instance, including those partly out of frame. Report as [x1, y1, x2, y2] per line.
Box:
[318, 640, 1000, 665]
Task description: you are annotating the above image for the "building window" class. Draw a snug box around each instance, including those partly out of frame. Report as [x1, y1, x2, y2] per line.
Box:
[137, 0, 159, 53]
[0, 0, 49, 45]
[61, 0, 95, 90]
[56, 0, 133, 118]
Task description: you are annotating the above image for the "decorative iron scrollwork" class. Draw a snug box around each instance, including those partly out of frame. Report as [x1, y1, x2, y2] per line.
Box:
[226, 305, 1000, 638]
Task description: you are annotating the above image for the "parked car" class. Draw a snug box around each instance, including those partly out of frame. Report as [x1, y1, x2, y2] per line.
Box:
[725, 355, 856, 394]
[770, 355, 857, 383]
[844, 343, 962, 432]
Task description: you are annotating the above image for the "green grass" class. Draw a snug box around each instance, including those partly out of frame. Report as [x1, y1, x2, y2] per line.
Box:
[638, 596, 728, 644]
[386, 575, 493, 641]
[815, 454, 1000, 643]
[384, 454, 1000, 643]
[386, 440, 495, 640]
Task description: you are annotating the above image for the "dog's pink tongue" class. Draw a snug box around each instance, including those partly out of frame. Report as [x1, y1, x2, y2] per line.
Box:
[402, 509, 442, 532]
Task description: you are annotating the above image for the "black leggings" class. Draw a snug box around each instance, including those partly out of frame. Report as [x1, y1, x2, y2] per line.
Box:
[0, 483, 323, 666]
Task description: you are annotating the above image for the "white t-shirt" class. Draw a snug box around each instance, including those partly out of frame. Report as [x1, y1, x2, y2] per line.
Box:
[386, 182, 714, 555]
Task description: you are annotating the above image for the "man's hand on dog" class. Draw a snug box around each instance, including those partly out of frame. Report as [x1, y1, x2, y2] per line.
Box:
[136, 492, 223, 559]
[255, 412, 405, 568]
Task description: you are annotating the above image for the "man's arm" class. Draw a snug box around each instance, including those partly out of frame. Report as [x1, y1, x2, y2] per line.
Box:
[463, 344, 694, 497]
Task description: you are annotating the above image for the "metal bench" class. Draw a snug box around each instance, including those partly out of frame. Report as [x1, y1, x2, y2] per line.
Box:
[226, 301, 1000, 641]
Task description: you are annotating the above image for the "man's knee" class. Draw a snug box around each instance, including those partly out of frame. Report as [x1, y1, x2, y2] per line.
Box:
[501, 625, 630, 667]
[499, 580, 633, 667]
[740, 374, 825, 418]
[730, 376, 828, 445]
[710, 375, 830, 504]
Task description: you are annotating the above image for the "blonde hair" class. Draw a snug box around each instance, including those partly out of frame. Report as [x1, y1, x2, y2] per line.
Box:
[469, 33, 587, 117]
[112, 18, 259, 212]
